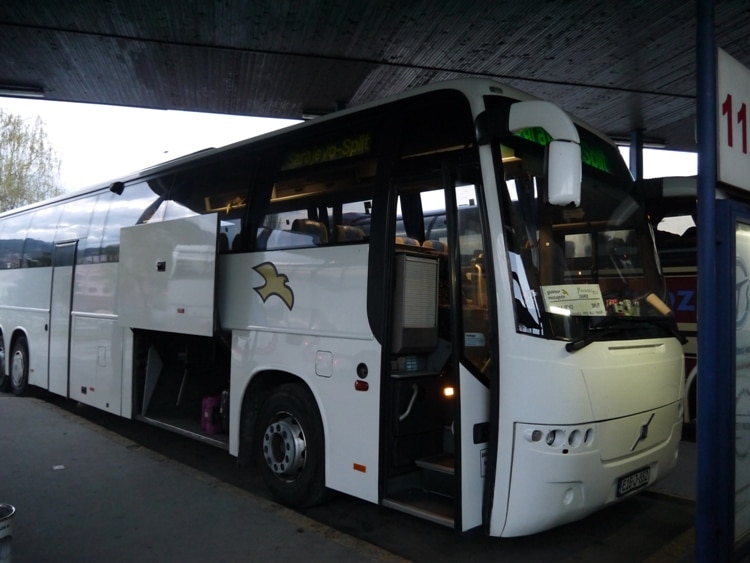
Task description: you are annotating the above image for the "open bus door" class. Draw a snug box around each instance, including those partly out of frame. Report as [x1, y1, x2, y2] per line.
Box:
[381, 166, 492, 533]
[116, 213, 219, 338]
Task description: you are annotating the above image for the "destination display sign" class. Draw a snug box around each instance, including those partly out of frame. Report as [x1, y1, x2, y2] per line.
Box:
[515, 127, 612, 174]
[282, 133, 372, 171]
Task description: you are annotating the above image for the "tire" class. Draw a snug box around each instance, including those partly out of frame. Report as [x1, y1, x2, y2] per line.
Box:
[0, 335, 7, 392]
[255, 383, 327, 507]
[10, 336, 29, 397]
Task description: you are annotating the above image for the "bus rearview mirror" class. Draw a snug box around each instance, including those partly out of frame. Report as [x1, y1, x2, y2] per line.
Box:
[507, 100, 582, 208]
[547, 140, 582, 207]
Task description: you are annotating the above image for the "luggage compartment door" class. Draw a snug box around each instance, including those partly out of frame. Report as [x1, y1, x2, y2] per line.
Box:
[117, 214, 219, 337]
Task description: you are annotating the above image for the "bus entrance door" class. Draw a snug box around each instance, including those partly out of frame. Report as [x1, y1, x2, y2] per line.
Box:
[48, 241, 78, 396]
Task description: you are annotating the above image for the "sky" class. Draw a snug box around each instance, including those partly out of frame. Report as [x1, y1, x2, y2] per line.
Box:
[0, 97, 697, 193]
[0, 97, 298, 192]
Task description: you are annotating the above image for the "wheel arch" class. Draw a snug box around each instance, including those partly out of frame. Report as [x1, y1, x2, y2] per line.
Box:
[10, 327, 31, 366]
[0, 327, 6, 390]
[237, 369, 322, 467]
[0, 326, 6, 373]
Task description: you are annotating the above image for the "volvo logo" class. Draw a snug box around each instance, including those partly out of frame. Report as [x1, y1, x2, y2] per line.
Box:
[631, 413, 655, 452]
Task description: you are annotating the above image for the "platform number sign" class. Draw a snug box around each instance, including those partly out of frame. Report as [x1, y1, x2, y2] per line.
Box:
[718, 48, 750, 192]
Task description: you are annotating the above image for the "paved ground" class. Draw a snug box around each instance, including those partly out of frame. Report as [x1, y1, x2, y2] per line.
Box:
[0, 393, 698, 562]
[0, 395, 404, 562]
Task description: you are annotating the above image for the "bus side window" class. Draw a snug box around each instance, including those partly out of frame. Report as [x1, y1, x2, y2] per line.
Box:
[454, 185, 492, 377]
[55, 197, 96, 247]
[80, 192, 114, 264]
[101, 182, 163, 262]
[163, 200, 198, 221]
[655, 213, 696, 268]
[329, 199, 370, 243]
[261, 209, 322, 250]
[259, 199, 372, 251]
[26, 206, 62, 267]
[0, 213, 31, 269]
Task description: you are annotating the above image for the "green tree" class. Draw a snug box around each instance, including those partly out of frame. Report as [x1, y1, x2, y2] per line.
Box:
[0, 109, 62, 212]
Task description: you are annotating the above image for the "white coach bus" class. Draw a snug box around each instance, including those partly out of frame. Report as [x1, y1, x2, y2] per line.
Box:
[0, 79, 684, 537]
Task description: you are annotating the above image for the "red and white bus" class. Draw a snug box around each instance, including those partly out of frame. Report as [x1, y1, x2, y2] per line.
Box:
[0, 79, 684, 536]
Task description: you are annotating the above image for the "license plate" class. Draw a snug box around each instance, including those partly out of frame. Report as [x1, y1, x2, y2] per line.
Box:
[616, 467, 650, 497]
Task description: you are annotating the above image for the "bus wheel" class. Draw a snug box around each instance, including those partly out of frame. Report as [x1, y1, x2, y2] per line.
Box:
[0, 336, 7, 392]
[10, 337, 29, 397]
[255, 383, 327, 507]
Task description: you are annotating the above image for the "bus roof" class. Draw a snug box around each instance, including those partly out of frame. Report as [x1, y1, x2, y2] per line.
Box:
[1, 78, 613, 217]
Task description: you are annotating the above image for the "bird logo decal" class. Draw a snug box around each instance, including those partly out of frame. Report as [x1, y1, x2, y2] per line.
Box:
[253, 261, 295, 311]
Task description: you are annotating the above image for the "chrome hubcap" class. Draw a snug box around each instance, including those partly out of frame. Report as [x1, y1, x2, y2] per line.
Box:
[11, 349, 24, 388]
[262, 415, 306, 479]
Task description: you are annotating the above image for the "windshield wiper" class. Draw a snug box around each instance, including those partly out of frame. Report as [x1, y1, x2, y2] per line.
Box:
[565, 317, 688, 353]
[565, 327, 623, 352]
[642, 317, 689, 346]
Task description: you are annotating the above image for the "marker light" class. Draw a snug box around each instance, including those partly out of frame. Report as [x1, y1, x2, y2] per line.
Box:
[443, 386, 455, 398]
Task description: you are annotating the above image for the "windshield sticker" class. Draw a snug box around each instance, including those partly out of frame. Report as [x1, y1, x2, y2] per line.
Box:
[541, 284, 606, 316]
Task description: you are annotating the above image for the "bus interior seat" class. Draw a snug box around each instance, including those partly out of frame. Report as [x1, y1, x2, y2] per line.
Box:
[292, 219, 328, 245]
[396, 236, 420, 247]
[217, 233, 230, 253]
[253, 227, 271, 251]
[335, 225, 365, 242]
[422, 239, 447, 254]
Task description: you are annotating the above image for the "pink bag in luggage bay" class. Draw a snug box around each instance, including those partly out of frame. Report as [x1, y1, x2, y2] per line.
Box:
[201, 395, 222, 434]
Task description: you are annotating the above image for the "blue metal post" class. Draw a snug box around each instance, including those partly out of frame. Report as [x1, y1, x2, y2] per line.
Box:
[696, 0, 730, 559]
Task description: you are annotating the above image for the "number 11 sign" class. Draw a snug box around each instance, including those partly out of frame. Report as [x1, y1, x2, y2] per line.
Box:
[718, 48, 750, 192]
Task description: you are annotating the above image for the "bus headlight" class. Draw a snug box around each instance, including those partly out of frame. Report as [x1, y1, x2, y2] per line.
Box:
[523, 425, 596, 451]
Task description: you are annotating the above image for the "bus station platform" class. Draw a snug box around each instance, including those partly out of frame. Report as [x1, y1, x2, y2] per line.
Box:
[0, 394, 403, 562]
[0, 393, 696, 562]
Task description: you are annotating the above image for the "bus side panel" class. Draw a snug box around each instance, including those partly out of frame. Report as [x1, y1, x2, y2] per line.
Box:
[220, 248, 381, 503]
[0, 268, 52, 389]
[69, 316, 124, 415]
[74, 263, 118, 318]
[67, 262, 124, 413]
[231, 329, 381, 502]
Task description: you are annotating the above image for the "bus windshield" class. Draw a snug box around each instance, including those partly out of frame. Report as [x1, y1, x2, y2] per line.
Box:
[498, 127, 671, 343]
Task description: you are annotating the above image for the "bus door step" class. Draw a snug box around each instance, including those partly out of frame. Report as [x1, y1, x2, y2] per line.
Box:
[382, 492, 454, 528]
[415, 454, 454, 497]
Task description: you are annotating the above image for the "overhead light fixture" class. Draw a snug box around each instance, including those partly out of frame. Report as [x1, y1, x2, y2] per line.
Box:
[0, 85, 45, 99]
[301, 111, 325, 120]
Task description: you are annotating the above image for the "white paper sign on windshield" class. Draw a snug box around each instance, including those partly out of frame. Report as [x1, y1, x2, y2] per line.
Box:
[540, 284, 606, 316]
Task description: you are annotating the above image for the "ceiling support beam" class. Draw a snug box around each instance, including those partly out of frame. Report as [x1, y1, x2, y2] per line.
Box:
[629, 129, 644, 180]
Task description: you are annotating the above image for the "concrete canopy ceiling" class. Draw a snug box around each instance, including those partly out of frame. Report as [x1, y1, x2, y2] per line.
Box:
[1, 1, 749, 151]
